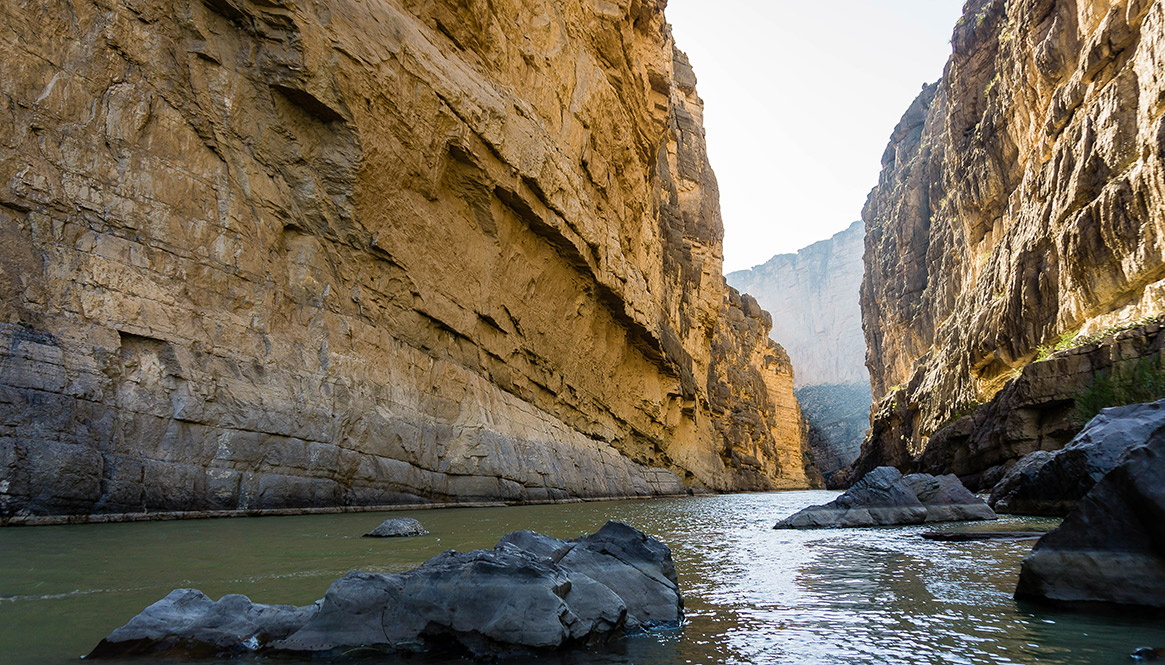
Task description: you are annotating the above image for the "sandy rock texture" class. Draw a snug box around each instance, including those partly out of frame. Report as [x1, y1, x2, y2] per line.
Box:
[728, 221, 870, 485]
[855, 0, 1165, 482]
[0, 0, 809, 520]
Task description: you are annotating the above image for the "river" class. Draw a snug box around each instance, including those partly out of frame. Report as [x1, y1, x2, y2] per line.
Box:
[1, 491, 1161, 664]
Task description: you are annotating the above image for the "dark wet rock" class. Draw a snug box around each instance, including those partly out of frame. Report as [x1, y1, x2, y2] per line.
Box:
[902, 473, 998, 523]
[363, 517, 428, 538]
[1132, 647, 1165, 661]
[1016, 432, 1165, 608]
[774, 467, 995, 529]
[85, 590, 316, 658]
[989, 400, 1165, 516]
[921, 531, 1045, 542]
[88, 522, 680, 658]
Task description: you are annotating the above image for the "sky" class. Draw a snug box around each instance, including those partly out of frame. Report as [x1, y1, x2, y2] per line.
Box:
[665, 0, 967, 273]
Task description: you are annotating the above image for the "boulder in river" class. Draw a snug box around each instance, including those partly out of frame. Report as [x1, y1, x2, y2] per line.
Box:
[1015, 430, 1165, 608]
[774, 467, 996, 529]
[88, 522, 681, 658]
[989, 399, 1165, 516]
[363, 517, 428, 537]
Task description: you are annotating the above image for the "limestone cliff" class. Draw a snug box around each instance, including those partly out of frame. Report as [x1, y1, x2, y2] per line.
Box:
[728, 221, 870, 484]
[0, 0, 809, 520]
[855, 0, 1165, 484]
[728, 220, 868, 389]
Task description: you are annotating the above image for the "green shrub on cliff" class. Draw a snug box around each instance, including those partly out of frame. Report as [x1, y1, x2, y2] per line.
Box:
[1074, 355, 1165, 423]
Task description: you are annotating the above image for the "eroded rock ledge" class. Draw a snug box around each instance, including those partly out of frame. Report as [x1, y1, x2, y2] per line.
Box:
[0, 0, 809, 519]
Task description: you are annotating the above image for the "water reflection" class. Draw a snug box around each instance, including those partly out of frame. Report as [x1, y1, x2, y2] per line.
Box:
[1, 492, 1162, 665]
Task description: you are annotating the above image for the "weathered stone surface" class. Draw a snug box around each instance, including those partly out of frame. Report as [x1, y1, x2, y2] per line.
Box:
[902, 472, 997, 522]
[989, 399, 1165, 515]
[853, 320, 1165, 489]
[775, 467, 995, 529]
[89, 522, 681, 658]
[1015, 431, 1165, 608]
[708, 288, 820, 490]
[0, 0, 810, 519]
[774, 467, 926, 529]
[363, 517, 427, 537]
[856, 0, 1165, 485]
[728, 221, 871, 484]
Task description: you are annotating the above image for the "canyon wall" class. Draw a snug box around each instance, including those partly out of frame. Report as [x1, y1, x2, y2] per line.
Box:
[855, 0, 1165, 485]
[728, 220, 870, 484]
[0, 0, 810, 521]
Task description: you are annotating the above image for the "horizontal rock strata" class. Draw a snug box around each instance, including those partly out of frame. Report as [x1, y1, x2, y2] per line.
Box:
[855, 0, 1165, 484]
[0, 0, 810, 519]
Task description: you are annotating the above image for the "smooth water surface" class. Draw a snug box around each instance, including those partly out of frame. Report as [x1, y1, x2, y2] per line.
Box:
[2, 492, 1162, 664]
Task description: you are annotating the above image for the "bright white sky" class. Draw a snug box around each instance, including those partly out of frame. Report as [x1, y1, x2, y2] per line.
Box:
[666, 0, 966, 272]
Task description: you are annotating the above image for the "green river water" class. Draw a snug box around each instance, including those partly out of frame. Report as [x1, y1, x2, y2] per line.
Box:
[1, 491, 1162, 664]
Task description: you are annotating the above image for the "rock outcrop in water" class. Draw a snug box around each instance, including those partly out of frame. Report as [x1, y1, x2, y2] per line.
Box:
[1015, 431, 1165, 608]
[89, 522, 682, 657]
[989, 399, 1165, 515]
[854, 0, 1165, 485]
[773, 466, 995, 529]
[728, 221, 870, 486]
[363, 517, 428, 538]
[0, 0, 811, 521]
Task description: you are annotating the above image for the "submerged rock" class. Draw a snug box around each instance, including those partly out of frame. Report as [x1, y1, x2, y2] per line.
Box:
[921, 532, 1045, 542]
[363, 517, 428, 538]
[88, 522, 681, 658]
[989, 400, 1165, 516]
[774, 467, 995, 529]
[1015, 432, 1165, 608]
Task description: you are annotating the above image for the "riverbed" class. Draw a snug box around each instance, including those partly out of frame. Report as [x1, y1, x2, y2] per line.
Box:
[1, 491, 1161, 664]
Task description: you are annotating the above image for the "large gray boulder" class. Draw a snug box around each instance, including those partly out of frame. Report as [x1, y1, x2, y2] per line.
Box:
[990, 399, 1165, 516]
[1015, 430, 1165, 608]
[774, 467, 995, 528]
[363, 517, 428, 537]
[902, 473, 998, 522]
[88, 522, 681, 658]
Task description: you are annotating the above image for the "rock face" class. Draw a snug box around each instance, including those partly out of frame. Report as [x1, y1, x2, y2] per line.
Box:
[708, 288, 818, 490]
[797, 383, 871, 488]
[89, 522, 682, 657]
[855, 0, 1165, 484]
[363, 517, 428, 537]
[858, 318, 1165, 489]
[727, 220, 871, 483]
[1015, 431, 1165, 608]
[989, 399, 1165, 515]
[773, 467, 995, 529]
[0, 0, 811, 520]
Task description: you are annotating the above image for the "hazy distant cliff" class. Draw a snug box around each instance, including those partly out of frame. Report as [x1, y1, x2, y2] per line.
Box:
[0, 0, 810, 521]
[854, 0, 1165, 485]
[728, 220, 870, 483]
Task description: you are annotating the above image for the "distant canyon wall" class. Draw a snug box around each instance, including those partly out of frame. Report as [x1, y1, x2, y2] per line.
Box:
[0, 0, 810, 521]
[728, 220, 870, 483]
[854, 0, 1165, 484]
